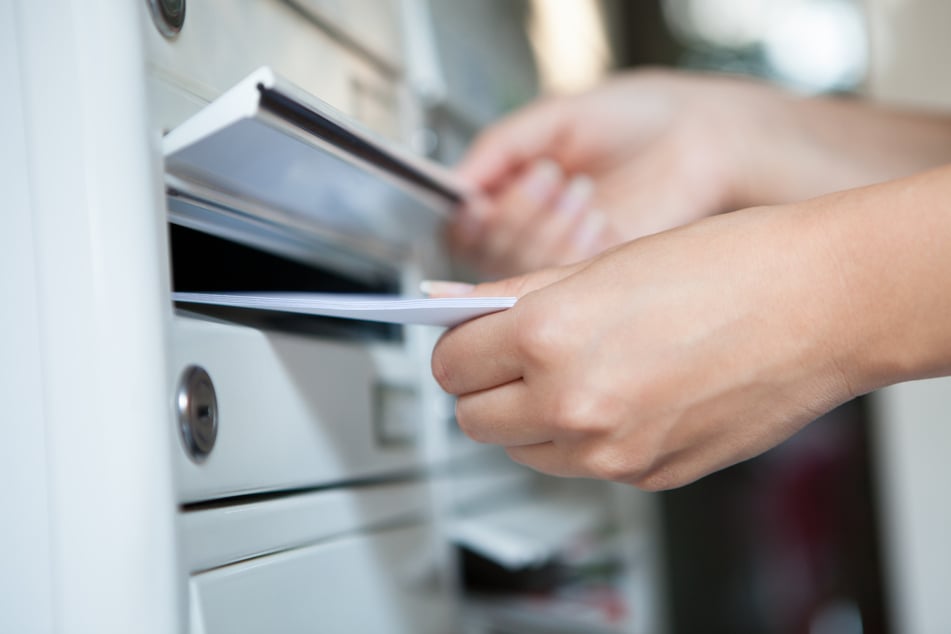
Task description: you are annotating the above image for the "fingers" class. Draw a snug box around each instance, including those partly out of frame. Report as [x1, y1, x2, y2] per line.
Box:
[432, 309, 522, 395]
[506, 442, 586, 478]
[447, 195, 491, 254]
[451, 165, 610, 274]
[456, 98, 570, 191]
[480, 160, 565, 266]
[451, 98, 585, 274]
[515, 175, 594, 271]
[430, 260, 590, 395]
[560, 209, 611, 264]
[454, 380, 553, 446]
[455, 383, 621, 481]
[448, 160, 568, 272]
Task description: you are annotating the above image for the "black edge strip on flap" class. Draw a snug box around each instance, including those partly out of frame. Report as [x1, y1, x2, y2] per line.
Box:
[257, 84, 462, 206]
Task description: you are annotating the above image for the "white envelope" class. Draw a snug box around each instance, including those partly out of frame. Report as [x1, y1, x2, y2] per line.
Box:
[173, 292, 516, 328]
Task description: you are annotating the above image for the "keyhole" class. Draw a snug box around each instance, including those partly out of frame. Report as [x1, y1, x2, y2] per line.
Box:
[177, 366, 218, 462]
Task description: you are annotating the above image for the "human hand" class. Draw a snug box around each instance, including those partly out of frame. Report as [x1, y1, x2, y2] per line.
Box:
[451, 69, 951, 277]
[451, 70, 724, 276]
[432, 203, 861, 490]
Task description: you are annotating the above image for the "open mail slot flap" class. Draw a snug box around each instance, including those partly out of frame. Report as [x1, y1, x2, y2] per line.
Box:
[163, 67, 465, 261]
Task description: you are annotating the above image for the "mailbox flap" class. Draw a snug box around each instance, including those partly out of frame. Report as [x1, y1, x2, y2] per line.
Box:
[163, 67, 466, 266]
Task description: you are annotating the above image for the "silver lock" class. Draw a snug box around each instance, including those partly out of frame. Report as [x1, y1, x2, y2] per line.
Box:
[176, 365, 218, 462]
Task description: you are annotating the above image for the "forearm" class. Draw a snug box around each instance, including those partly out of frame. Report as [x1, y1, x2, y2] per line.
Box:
[800, 98, 951, 186]
[729, 91, 951, 209]
[804, 164, 951, 394]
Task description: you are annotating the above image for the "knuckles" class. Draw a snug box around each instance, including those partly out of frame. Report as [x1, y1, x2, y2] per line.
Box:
[434, 290, 697, 492]
[430, 347, 457, 394]
[631, 468, 684, 492]
[578, 445, 636, 483]
[453, 399, 490, 444]
[512, 300, 568, 367]
[576, 444, 686, 491]
[548, 389, 617, 435]
[546, 376, 632, 436]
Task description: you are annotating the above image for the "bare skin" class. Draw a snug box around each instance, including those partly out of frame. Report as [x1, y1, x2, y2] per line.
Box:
[431, 164, 951, 491]
[451, 69, 951, 277]
[430, 69, 951, 489]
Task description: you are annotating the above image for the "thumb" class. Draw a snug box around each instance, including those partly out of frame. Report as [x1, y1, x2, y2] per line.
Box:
[421, 260, 586, 300]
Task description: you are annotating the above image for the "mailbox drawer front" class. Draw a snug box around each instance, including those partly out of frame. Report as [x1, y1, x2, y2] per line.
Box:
[144, 0, 402, 139]
[180, 482, 432, 573]
[189, 523, 451, 634]
[170, 315, 422, 503]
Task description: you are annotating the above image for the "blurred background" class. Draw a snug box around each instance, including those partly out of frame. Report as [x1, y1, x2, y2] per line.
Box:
[422, 0, 878, 166]
[415, 1, 951, 633]
[540, 0, 869, 94]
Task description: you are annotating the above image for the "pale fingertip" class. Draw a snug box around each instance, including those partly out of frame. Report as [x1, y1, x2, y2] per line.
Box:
[572, 210, 608, 254]
[520, 159, 563, 204]
[420, 280, 476, 297]
[554, 174, 594, 218]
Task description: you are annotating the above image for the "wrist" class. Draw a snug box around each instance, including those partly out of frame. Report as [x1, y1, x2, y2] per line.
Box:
[800, 168, 951, 395]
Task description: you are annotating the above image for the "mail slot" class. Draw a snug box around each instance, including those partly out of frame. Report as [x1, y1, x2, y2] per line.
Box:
[163, 67, 457, 503]
[170, 223, 402, 341]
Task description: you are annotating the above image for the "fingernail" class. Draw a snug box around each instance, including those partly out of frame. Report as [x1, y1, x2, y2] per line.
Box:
[554, 175, 593, 218]
[572, 210, 607, 253]
[521, 159, 561, 203]
[420, 280, 476, 297]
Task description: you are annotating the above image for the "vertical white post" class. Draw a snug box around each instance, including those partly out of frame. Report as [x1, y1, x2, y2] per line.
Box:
[6, 1, 181, 632]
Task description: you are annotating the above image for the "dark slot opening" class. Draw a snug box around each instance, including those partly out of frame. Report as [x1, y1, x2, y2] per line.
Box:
[169, 223, 402, 342]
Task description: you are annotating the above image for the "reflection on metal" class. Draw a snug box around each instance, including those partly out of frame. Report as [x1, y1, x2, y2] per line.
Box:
[163, 68, 459, 282]
[147, 0, 186, 38]
[177, 366, 218, 463]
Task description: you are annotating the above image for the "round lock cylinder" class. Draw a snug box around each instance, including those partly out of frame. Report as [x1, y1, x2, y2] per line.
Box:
[176, 365, 218, 462]
[147, 0, 186, 38]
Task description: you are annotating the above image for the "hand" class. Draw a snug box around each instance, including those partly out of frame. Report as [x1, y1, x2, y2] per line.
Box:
[450, 69, 951, 277]
[433, 203, 862, 490]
